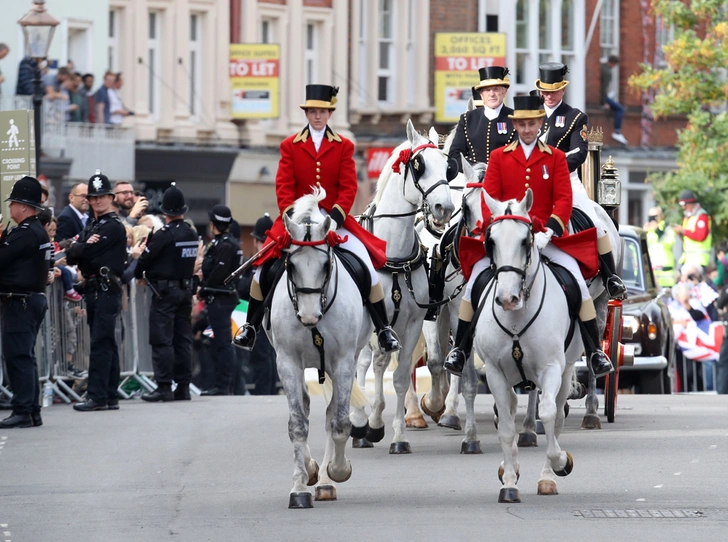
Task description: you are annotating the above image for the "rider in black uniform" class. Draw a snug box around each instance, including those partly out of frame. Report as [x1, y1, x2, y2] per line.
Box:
[135, 185, 199, 402]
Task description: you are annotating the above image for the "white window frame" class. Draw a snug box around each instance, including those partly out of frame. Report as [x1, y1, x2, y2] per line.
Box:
[600, 0, 619, 61]
[406, 0, 416, 107]
[377, 0, 395, 104]
[148, 11, 161, 120]
[356, 0, 368, 108]
[514, 0, 531, 88]
[189, 13, 202, 121]
[654, 17, 674, 69]
[304, 22, 320, 86]
[108, 9, 120, 72]
[260, 18, 275, 44]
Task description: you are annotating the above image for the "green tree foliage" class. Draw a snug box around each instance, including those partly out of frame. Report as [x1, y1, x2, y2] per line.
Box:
[629, 0, 728, 242]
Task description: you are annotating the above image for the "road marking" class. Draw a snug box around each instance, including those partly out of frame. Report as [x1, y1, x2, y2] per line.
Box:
[636, 498, 646, 502]
[674, 472, 681, 476]
[654, 484, 663, 488]
[709, 444, 717, 449]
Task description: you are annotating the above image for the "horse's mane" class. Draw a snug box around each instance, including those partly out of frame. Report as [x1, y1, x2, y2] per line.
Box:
[372, 140, 410, 205]
[292, 186, 327, 224]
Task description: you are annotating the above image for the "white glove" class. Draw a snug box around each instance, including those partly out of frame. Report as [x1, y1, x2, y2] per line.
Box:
[534, 228, 554, 251]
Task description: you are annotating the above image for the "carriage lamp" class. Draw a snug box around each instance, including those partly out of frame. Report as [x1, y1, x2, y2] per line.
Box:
[598, 155, 622, 209]
[18, 0, 59, 60]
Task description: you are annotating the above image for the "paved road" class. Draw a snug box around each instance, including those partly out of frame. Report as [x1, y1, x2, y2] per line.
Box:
[1, 393, 727, 541]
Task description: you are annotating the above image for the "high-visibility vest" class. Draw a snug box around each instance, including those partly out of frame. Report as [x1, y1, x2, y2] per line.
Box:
[679, 209, 712, 267]
[646, 222, 676, 287]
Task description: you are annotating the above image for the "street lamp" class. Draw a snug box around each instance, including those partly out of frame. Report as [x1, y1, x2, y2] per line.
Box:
[18, 0, 59, 177]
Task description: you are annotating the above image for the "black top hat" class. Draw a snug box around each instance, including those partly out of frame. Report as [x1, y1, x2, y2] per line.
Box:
[160, 184, 188, 216]
[508, 94, 546, 120]
[209, 204, 232, 226]
[679, 189, 698, 204]
[471, 87, 484, 108]
[300, 85, 339, 110]
[87, 170, 114, 197]
[251, 213, 273, 242]
[474, 66, 510, 90]
[535, 62, 570, 91]
[5, 175, 44, 209]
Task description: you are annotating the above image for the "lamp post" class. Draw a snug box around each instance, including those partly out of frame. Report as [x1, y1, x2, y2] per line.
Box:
[18, 0, 59, 177]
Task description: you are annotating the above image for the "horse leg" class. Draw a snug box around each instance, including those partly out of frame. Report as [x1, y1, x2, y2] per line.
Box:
[279, 361, 317, 509]
[327, 366, 354, 484]
[351, 344, 373, 447]
[404, 377, 428, 428]
[488, 367, 521, 503]
[421, 318, 449, 423]
[389, 338, 417, 454]
[365, 350, 388, 443]
[316, 399, 338, 501]
[537, 365, 574, 497]
[439, 374, 462, 429]
[581, 364, 602, 430]
[518, 389, 539, 447]
[460, 354, 481, 454]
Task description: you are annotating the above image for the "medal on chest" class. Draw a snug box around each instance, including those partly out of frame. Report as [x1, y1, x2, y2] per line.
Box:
[555, 116, 566, 128]
[496, 122, 508, 135]
[542, 165, 550, 180]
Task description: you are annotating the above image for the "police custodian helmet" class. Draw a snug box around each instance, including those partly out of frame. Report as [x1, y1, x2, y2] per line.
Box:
[5, 175, 44, 209]
[160, 183, 188, 216]
[87, 170, 114, 197]
[209, 204, 232, 227]
[251, 213, 273, 241]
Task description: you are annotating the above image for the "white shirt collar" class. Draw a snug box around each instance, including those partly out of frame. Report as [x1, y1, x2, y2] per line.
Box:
[519, 138, 538, 160]
[70, 204, 88, 222]
[483, 103, 504, 121]
[544, 101, 562, 118]
[309, 124, 326, 152]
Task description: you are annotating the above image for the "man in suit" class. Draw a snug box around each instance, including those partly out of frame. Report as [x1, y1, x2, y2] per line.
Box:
[55, 182, 89, 242]
[535, 62, 625, 300]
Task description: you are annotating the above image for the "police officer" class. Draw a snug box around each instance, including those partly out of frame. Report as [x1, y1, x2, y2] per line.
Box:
[198, 204, 243, 396]
[67, 171, 127, 412]
[135, 184, 198, 402]
[0, 177, 51, 428]
[536, 62, 626, 300]
[676, 189, 712, 270]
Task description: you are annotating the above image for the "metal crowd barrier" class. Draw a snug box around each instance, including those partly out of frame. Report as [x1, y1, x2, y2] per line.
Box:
[1, 279, 201, 406]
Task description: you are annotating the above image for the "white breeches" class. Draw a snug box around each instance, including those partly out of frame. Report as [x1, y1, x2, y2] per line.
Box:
[463, 243, 590, 302]
[570, 170, 606, 238]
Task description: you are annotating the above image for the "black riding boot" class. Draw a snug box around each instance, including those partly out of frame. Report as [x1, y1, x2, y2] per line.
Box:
[233, 297, 264, 351]
[444, 319, 473, 377]
[580, 318, 614, 378]
[600, 251, 627, 299]
[368, 300, 400, 353]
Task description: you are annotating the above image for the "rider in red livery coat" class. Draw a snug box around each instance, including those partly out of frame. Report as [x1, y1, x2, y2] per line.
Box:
[234, 84, 399, 353]
[444, 94, 613, 379]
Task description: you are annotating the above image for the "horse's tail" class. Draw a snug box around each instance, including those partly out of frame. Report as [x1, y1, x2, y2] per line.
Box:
[321, 374, 369, 409]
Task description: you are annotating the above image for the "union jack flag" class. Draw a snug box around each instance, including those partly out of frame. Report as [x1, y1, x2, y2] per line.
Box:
[675, 319, 724, 362]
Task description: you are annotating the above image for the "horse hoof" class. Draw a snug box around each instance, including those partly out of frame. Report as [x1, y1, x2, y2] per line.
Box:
[352, 437, 373, 449]
[537, 479, 558, 495]
[366, 425, 385, 443]
[420, 394, 445, 423]
[498, 487, 521, 503]
[497, 465, 520, 484]
[405, 414, 428, 429]
[554, 451, 574, 477]
[306, 460, 319, 486]
[289, 492, 313, 509]
[493, 416, 498, 430]
[438, 414, 462, 430]
[315, 485, 337, 501]
[389, 442, 412, 454]
[460, 440, 482, 454]
[350, 422, 369, 439]
[327, 461, 352, 483]
[535, 419, 545, 435]
[517, 431, 538, 448]
[581, 414, 602, 430]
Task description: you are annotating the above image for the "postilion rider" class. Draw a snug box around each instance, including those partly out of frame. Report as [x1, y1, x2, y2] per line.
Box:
[443, 94, 615, 379]
[234, 84, 399, 353]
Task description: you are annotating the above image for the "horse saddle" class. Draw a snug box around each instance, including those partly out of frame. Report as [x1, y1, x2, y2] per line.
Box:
[569, 206, 594, 233]
[544, 258, 581, 349]
[470, 265, 496, 308]
[334, 247, 371, 303]
[259, 257, 286, 300]
[425, 222, 463, 321]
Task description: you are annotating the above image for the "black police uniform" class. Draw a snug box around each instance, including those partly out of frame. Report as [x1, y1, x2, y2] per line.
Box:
[135, 186, 198, 401]
[0, 177, 51, 428]
[67, 173, 127, 411]
[199, 205, 243, 395]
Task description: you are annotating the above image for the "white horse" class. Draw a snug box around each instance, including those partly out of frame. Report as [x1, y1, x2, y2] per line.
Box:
[269, 188, 372, 509]
[351, 119, 455, 454]
[477, 189, 579, 502]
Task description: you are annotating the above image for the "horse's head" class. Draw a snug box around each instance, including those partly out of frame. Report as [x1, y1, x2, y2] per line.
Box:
[484, 189, 536, 312]
[399, 119, 455, 226]
[283, 188, 336, 327]
[459, 156, 485, 236]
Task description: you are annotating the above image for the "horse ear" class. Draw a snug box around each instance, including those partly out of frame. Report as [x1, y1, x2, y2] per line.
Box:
[460, 153, 474, 181]
[428, 126, 439, 145]
[483, 189, 504, 217]
[283, 213, 301, 239]
[522, 188, 534, 213]
[406, 119, 417, 144]
[467, 97, 474, 112]
[322, 215, 333, 234]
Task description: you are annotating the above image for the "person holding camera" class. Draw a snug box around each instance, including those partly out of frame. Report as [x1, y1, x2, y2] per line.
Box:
[135, 184, 198, 402]
[113, 181, 148, 226]
[644, 206, 677, 288]
[197, 205, 243, 396]
[67, 171, 127, 412]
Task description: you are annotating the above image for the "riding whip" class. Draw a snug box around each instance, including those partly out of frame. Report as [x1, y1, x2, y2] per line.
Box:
[224, 242, 276, 285]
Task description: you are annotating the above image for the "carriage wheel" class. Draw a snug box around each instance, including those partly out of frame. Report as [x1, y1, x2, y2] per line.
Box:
[603, 373, 617, 423]
[602, 301, 622, 423]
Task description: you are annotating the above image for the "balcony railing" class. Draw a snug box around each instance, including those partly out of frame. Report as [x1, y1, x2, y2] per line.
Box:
[0, 95, 135, 181]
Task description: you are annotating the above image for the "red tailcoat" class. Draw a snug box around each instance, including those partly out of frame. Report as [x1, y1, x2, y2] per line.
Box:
[460, 139, 598, 280]
[258, 125, 387, 268]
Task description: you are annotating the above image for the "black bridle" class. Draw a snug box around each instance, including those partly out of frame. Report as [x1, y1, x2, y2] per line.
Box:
[486, 213, 538, 300]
